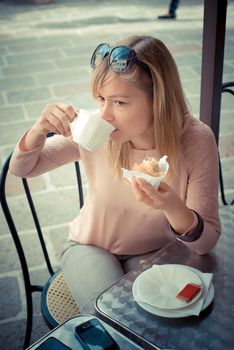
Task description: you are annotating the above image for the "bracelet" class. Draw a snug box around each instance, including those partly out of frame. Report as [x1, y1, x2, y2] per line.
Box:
[170, 210, 204, 242]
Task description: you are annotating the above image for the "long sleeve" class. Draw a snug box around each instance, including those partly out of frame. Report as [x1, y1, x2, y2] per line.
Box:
[9, 132, 80, 178]
[178, 117, 221, 255]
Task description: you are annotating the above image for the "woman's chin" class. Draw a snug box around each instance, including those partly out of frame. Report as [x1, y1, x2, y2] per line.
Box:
[109, 130, 129, 143]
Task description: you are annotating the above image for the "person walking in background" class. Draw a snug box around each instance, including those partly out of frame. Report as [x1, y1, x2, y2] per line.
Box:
[158, 0, 180, 19]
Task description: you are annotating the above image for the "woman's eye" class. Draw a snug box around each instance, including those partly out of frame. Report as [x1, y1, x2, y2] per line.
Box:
[114, 100, 126, 107]
[96, 95, 104, 103]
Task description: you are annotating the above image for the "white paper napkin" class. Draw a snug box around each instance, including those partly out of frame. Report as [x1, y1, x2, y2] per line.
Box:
[122, 155, 169, 189]
[134, 265, 213, 317]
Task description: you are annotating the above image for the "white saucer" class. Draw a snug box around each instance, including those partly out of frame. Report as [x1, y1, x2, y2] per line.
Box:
[132, 265, 214, 318]
[136, 264, 202, 310]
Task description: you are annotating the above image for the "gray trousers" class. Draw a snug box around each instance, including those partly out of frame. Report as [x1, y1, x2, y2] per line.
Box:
[61, 241, 156, 314]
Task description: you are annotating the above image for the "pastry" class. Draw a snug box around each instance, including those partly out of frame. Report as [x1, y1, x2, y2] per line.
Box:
[132, 157, 165, 177]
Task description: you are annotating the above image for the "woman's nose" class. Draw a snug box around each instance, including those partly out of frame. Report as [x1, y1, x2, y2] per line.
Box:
[100, 105, 114, 122]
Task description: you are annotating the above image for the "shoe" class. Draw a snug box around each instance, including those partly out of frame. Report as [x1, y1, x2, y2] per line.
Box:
[157, 13, 176, 20]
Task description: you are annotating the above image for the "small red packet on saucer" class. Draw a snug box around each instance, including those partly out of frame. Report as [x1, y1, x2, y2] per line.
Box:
[176, 283, 202, 303]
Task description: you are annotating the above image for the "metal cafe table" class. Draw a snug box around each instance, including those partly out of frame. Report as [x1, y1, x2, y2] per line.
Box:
[26, 315, 145, 350]
[95, 206, 234, 350]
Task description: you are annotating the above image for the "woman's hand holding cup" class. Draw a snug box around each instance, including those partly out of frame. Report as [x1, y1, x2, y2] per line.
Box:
[32, 103, 77, 137]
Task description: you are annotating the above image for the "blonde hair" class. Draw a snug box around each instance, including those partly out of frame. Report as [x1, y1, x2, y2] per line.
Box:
[91, 35, 188, 175]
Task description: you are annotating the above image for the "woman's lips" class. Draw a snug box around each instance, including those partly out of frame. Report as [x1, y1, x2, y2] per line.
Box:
[109, 129, 118, 138]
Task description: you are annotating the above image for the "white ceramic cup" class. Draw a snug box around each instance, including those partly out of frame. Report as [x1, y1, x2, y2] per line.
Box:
[70, 109, 115, 151]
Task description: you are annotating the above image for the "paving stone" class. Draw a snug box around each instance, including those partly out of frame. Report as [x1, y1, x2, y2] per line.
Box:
[224, 45, 234, 61]
[0, 236, 21, 271]
[219, 135, 234, 158]
[34, 66, 90, 84]
[52, 80, 90, 98]
[75, 92, 96, 109]
[223, 71, 234, 82]
[223, 190, 234, 205]
[48, 225, 70, 262]
[0, 105, 26, 122]
[23, 232, 51, 268]
[31, 314, 51, 346]
[177, 66, 198, 81]
[0, 120, 36, 146]
[0, 231, 47, 272]
[0, 76, 36, 91]
[0, 319, 26, 350]
[169, 43, 201, 56]
[62, 45, 94, 58]
[7, 187, 80, 231]
[219, 111, 234, 135]
[223, 62, 234, 75]
[0, 277, 21, 319]
[2, 62, 56, 77]
[38, 34, 77, 45]
[0, 207, 10, 235]
[47, 91, 95, 109]
[6, 86, 52, 104]
[220, 157, 234, 189]
[221, 92, 234, 111]
[174, 53, 201, 67]
[70, 33, 119, 47]
[0, 145, 17, 161]
[55, 55, 89, 69]
[30, 268, 51, 292]
[172, 31, 203, 43]
[5, 49, 64, 65]
[7, 39, 73, 54]
[186, 96, 200, 116]
[0, 36, 41, 48]
[0, 92, 6, 105]
[183, 78, 201, 96]
[0, 47, 7, 55]
[23, 100, 52, 120]
[0, 55, 4, 66]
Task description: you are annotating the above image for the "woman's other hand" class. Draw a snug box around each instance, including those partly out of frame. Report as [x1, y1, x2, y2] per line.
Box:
[131, 177, 176, 211]
[131, 177, 194, 235]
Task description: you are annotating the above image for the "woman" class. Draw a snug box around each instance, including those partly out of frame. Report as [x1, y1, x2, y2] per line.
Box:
[9, 35, 220, 314]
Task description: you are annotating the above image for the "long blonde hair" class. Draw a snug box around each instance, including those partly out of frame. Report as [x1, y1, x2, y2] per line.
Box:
[91, 35, 188, 175]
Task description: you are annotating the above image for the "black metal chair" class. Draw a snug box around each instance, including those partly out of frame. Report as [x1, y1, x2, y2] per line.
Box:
[219, 81, 234, 205]
[0, 153, 84, 349]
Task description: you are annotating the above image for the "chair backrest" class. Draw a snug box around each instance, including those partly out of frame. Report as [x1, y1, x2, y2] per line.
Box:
[219, 81, 234, 205]
[0, 153, 84, 278]
[222, 82, 234, 96]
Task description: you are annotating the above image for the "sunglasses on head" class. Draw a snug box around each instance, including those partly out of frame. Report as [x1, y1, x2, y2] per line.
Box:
[90, 43, 149, 73]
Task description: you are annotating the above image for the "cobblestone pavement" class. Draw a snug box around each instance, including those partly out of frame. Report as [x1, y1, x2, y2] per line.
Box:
[0, 0, 233, 349]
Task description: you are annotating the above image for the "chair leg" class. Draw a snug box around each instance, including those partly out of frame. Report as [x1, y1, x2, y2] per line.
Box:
[23, 291, 33, 349]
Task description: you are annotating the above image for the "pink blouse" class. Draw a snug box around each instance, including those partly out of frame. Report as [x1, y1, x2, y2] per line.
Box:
[9, 114, 221, 255]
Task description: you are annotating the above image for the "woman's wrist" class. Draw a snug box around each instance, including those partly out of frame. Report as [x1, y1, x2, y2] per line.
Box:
[170, 210, 204, 242]
[19, 127, 46, 152]
[180, 211, 198, 236]
[31, 122, 49, 137]
[163, 198, 195, 235]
